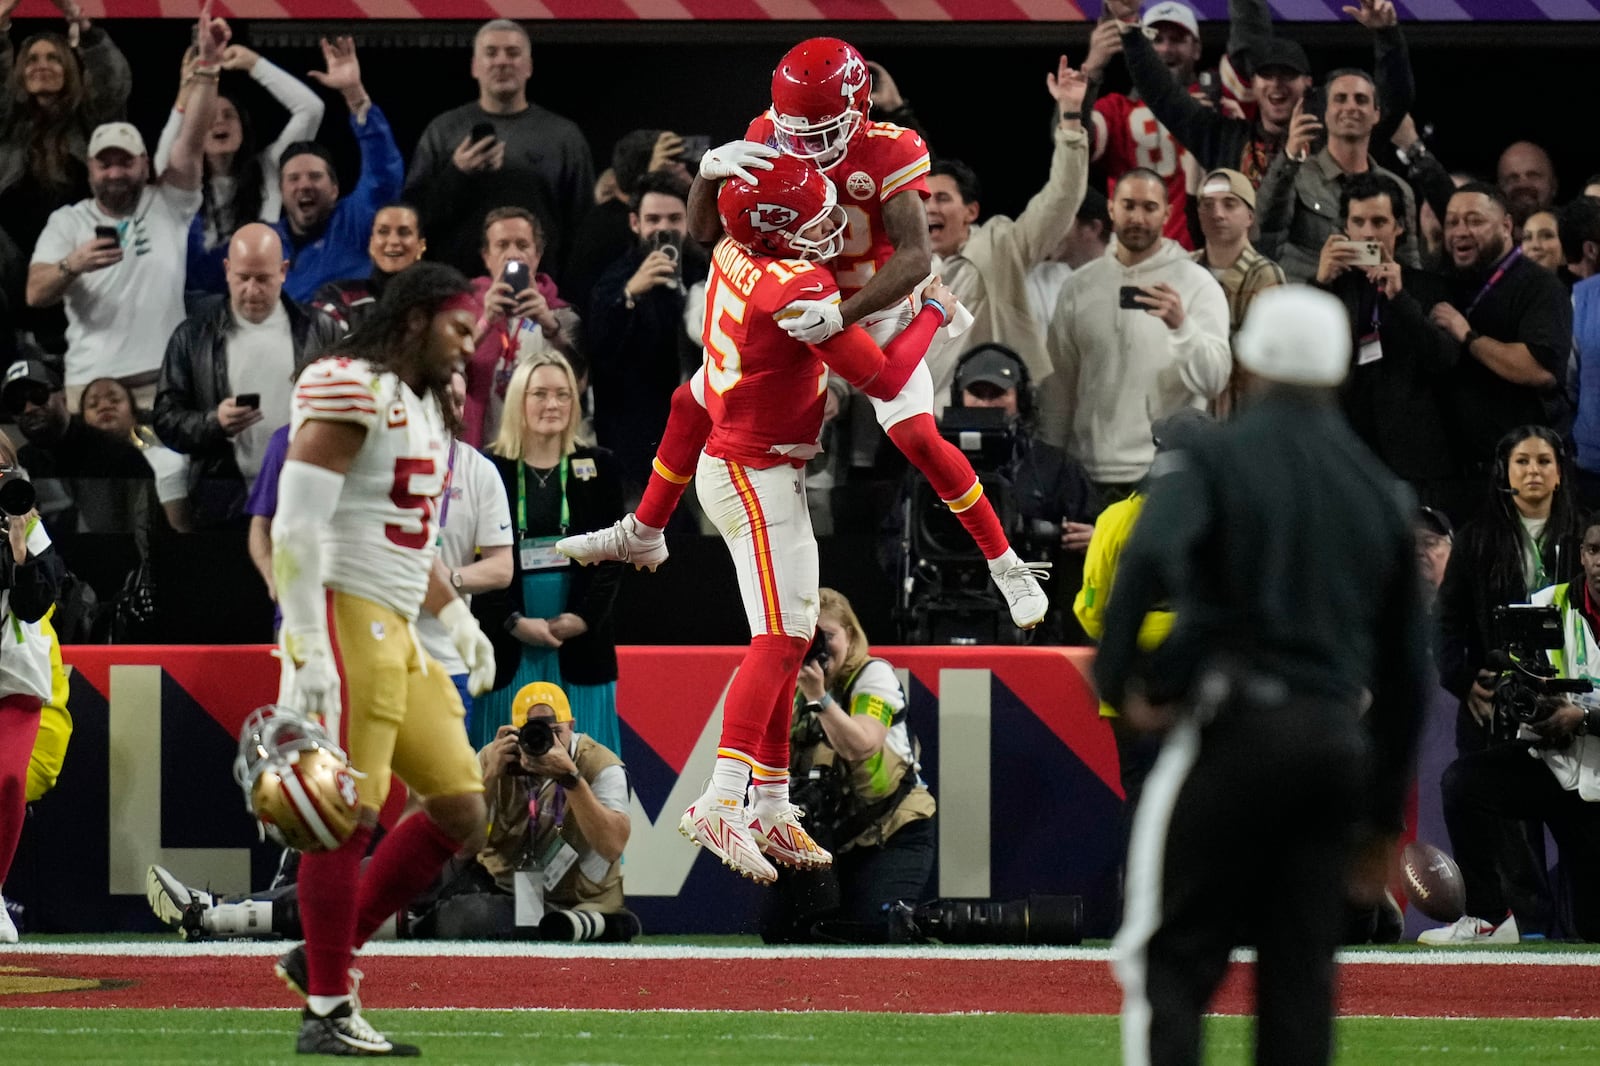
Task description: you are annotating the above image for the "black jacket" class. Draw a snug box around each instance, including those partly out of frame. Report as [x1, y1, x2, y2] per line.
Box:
[153, 293, 339, 523]
[473, 447, 626, 687]
[1322, 266, 1459, 481]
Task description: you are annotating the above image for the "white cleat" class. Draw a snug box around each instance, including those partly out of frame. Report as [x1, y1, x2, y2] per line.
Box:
[679, 794, 777, 884]
[1417, 912, 1520, 946]
[989, 549, 1050, 629]
[556, 514, 669, 571]
[0, 898, 17, 943]
[749, 802, 833, 869]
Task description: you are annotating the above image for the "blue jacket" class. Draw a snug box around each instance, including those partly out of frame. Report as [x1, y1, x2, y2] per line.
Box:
[1572, 275, 1600, 471]
[274, 104, 403, 303]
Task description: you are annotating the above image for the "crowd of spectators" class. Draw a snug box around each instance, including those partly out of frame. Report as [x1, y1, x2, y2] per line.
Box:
[0, 2, 1592, 660]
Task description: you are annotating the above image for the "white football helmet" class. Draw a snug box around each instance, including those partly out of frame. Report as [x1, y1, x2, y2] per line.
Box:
[233, 706, 362, 853]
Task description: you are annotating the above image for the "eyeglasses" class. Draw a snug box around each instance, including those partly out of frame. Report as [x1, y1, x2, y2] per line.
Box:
[2, 384, 50, 416]
[530, 389, 574, 404]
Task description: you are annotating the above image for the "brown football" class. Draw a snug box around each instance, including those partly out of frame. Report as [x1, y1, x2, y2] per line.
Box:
[1401, 841, 1467, 922]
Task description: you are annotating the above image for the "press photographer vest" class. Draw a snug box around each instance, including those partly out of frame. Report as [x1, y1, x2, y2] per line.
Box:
[795, 657, 936, 853]
[479, 734, 626, 911]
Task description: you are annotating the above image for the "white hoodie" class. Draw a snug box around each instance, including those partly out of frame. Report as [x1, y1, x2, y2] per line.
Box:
[1038, 237, 1231, 484]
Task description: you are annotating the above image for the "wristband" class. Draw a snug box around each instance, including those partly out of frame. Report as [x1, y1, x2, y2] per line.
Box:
[1463, 329, 1482, 350]
[1584, 704, 1600, 737]
[503, 610, 523, 634]
[922, 297, 949, 325]
[1059, 111, 1083, 121]
[556, 770, 581, 789]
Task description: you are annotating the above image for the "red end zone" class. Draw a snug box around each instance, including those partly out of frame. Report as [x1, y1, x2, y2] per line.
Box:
[1, 949, 1595, 1018]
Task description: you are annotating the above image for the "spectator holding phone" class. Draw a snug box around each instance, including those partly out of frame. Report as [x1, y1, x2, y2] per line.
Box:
[405, 19, 595, 281]
[1037, 168, 1230, 501]
[154, 222, 338, 529]
[586, 171, 703, 502]
[463, 206, 581, 448]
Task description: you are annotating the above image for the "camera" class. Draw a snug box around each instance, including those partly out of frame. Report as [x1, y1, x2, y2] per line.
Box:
[1488, 604, 1593, 732]
[885, 894, 1082, 946]
[787, 759, 853, 850]
[802, 630, 831, 672]
[505, 718, 557, 776]
[0, 470, 35, 524]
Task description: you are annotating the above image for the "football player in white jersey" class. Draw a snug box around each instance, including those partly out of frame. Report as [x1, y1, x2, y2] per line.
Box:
[269, 262, 497, 1058]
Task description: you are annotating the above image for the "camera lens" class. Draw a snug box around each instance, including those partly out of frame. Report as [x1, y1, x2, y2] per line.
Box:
[518, 718, 556, 758]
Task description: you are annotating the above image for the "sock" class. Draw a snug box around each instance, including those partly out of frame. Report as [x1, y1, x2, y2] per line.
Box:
[718, 634, 808, 759]
[308, 995, 349, 1017]
[888, 414, 1010, 559]
[352, 812, 462, 947]
[750, 764, 791, 813]
[203, 899, 274, 938]
[636, 380, 711, 529]
[710, 755, 752, 805]
[297, 822, 372, 997]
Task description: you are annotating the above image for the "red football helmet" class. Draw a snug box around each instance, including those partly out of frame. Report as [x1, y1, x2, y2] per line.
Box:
[718, 153, 846, 262]
[769, 37, 871, 170]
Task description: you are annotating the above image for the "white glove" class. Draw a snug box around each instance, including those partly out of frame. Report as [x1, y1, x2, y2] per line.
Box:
[778, 300, 845, 344]
[439, 599, 497, 696]
[280, 628, 342, 726]
[699, 139, 778, 185]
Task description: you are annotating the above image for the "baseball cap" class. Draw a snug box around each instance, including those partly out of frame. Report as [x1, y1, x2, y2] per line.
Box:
[954, 346, 1025, 393]
[1142, 1, 1200, 39]
[3, 359, 63, 399]
[1150, 407, 1214, 453]
[1251, 37, 1311, 77]
[1235, 286, 1350, 388]
[512, 681, 573, 727]
[87, 122, 147, 159]
[1200, 168, 1256, 212]
[1417, 506, 1454, 540]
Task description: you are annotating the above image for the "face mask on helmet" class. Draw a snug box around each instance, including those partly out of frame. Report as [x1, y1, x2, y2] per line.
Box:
[233, 706, 363, 853]
[771, 109, 863, 170]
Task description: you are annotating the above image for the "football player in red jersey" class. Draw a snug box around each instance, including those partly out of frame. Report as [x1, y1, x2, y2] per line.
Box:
[559, 37, 1052, 632]
[651, 155, 955, 882]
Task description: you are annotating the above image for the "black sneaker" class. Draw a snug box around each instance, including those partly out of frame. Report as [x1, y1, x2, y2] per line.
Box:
[295, 1002, 420, 1057]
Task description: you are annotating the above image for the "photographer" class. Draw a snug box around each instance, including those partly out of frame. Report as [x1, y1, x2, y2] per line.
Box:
[764, 588, 936, 943]
[0, 429, 66, 942]
[587, 171, 706, 502]
[1432, 517, 1600, 944]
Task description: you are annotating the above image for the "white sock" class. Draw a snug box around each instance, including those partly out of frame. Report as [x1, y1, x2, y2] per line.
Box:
[710, 756, 751, 805]
[987, 547, 1020, 572]
[203, 899, 272, 937]
[751, 777, 790, 812]
[629, 514, 663, 536]
[307, 994, 349, 1017]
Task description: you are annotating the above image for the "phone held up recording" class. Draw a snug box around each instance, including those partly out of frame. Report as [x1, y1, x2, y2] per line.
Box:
[648, 230, 683, 288]
[1119, 285, 1148, 310]
[502, 259, 531, 297]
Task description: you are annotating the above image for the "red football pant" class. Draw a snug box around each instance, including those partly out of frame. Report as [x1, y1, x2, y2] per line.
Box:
[0, 695, 43, 889]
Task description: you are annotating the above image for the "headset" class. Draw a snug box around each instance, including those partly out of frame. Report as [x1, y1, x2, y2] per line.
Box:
[948, 343, 1032, 420]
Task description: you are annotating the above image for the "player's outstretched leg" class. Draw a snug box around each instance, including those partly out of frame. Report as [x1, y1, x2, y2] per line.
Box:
[887, 412, 1049, 628]
[557, 379, 710, 568]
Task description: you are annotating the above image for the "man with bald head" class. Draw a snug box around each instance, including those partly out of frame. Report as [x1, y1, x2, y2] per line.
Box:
[1497, 141, 1558, 232]
[155, 222, 341, 528]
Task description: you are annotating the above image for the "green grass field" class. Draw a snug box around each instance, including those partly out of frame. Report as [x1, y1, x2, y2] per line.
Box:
[2, 1010, 1598, 1065]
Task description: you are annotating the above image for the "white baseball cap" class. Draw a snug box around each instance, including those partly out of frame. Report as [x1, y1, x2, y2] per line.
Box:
[1235, 286, 1351, 388]
[87, 122, 147, 159]
[1142, 1, 1200, 39]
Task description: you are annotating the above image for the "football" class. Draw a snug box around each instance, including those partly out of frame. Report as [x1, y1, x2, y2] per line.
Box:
[1401, 840, 1467, 922]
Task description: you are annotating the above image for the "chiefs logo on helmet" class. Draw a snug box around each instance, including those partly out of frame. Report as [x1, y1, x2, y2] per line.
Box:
[748, 203, 801, 233]
[837, 54, 868, 101]
[233, 706, 363, 853]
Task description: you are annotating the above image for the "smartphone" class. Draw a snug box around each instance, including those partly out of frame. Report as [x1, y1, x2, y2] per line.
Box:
[1302, 85, 1326, 122]
[649, 230, 683, 285]
[1347, 239, 1383, 267]
[678, 134, 711, 163]
[502, 259, 530, 296]
[94, 225, 119, 245]
[1119, 285, 1148, 310]
[1197, 71, 1221, 107]
[470, 121, 497, 145]
[236, 393, 260, 409]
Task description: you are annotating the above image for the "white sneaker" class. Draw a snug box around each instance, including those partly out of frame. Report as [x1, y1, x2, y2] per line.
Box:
[556, 514, 668, 571]
[989, 549, 1050, 629]
[0, 898, 16, 943]
[146, 864, 213, 939]
[679, 793, 777, 883]
[749, 801, 833, 869]
[1417, 912, 1520, 945]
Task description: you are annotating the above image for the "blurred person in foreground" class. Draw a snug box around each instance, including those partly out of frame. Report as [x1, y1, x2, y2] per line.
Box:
[1095, 285, 1427, 1066]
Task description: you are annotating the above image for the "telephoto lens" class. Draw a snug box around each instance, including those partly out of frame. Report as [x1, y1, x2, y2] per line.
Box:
[518, 718, 556, 758]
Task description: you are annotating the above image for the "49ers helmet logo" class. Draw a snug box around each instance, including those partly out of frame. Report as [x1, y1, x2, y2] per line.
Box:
[838, 54, 868, 101]
[748, 203, 800, 233]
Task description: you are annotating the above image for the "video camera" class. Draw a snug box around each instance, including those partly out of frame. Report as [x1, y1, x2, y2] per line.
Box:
[1489, 604, 1594, 730]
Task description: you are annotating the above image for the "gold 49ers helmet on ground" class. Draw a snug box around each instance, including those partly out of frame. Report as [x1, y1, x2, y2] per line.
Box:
[232, 706, 361, 852]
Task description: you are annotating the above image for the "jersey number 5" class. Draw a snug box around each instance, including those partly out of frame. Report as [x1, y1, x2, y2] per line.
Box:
[704, 277, 746, 394]
[387, 457, 437, 550]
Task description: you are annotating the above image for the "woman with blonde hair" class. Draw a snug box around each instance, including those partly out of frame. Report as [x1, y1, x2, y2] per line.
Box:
[764, 587, 937, 942]
[471, 353, 625, 751]
[0, 428, 65, 941]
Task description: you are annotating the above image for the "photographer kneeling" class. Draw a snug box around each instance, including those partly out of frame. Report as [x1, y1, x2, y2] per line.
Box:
[1435, 517, 1600, 943]
[763, 588, 937, 943]
[422, 681, 637, 942]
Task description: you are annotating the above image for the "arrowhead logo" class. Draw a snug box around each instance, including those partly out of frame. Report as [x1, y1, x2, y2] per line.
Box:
[748, 203, 800, 233]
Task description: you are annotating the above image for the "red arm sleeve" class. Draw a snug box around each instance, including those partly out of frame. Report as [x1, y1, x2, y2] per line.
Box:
[813, 304, 941, 401]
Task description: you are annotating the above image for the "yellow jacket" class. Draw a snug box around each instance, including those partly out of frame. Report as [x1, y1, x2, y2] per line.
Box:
[1074, 494, 1175, 717]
